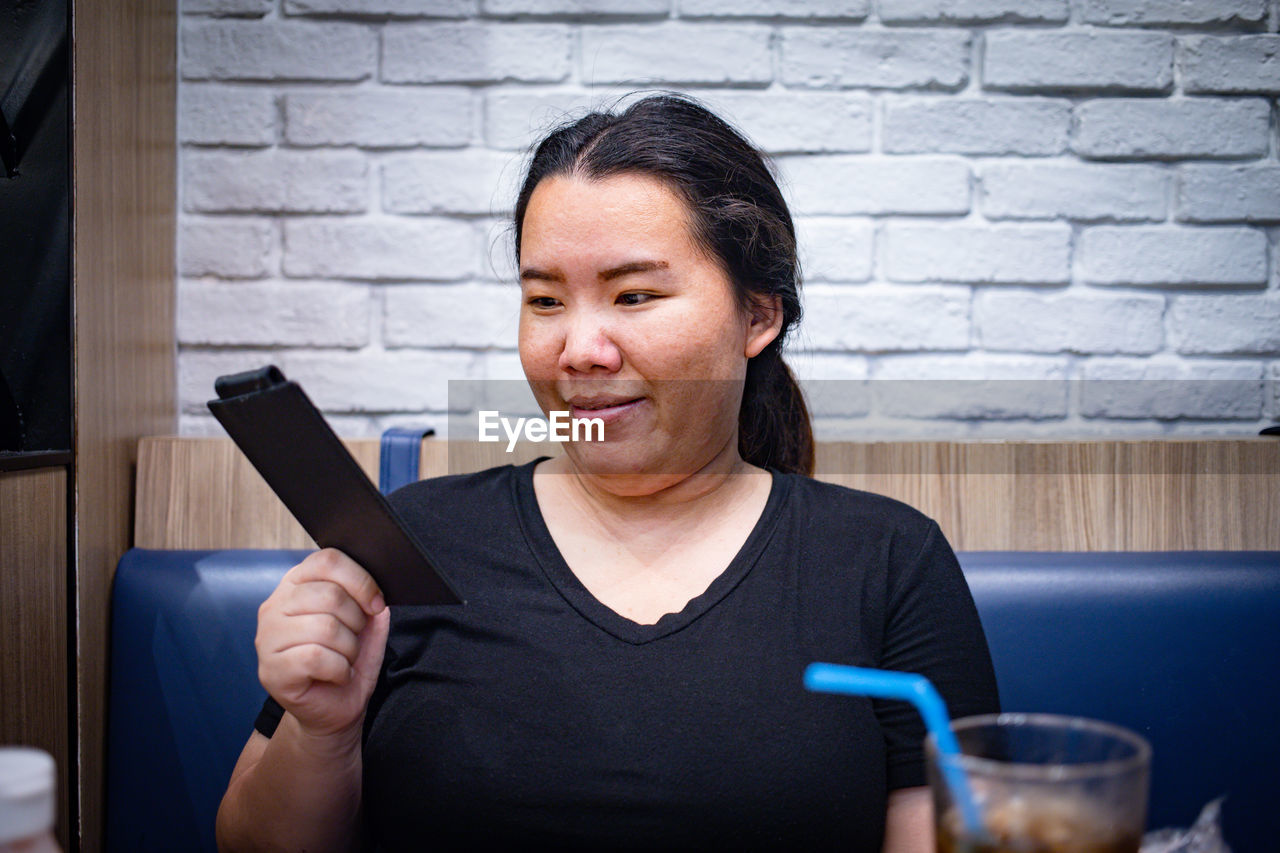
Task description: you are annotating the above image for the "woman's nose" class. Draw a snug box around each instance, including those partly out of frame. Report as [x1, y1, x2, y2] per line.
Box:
[557, 310, 622, 374]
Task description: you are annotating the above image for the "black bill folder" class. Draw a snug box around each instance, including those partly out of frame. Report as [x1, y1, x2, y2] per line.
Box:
[207, 365, 462, 606]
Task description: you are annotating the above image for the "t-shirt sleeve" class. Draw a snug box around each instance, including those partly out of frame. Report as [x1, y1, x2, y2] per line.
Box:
[253, 695, 285, 738]
[874, 520, 1000, 790]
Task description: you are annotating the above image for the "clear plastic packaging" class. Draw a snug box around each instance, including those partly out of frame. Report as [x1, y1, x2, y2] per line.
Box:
[1141, 798, 1231, 853]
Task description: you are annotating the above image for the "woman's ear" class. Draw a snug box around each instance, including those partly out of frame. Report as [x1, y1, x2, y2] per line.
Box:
[744, 293, 784, 358]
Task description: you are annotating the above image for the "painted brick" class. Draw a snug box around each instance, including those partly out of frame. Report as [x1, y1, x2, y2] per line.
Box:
[698, 92, 872, 153]
[795, 218, 874, 282]
[1182, 36, 1280, 94]
[781, 29, 970, 90]
[977, 291, 1164, 353]
[383, 152, 521, 216]
[171, 7, 1280, 438]
[448, 377, 544, 428]
[384, 284, 520, 348]
[181, 20, 376, 81]
[872, 354, 1070, 420]
[183, 150, 368, 214]
[981, 163, 1167, 221]
[284, 218, 476, 281]
[484, 0, 668, 14]
[581, 25, 772, 85]
[1081, 0, 1266, 27]
[179, 218, 275, 278]
[487, 90, 872, 154]
[177, 280, 371, 346]
[450, 370, 537, 438]
[180, 86, 276, 146]
[285, 89, 472, 148]
[879, 0, 1067, 23]
[801, 284, 970, 352]
[1270, 364, 1280, 420]
[779, 156, 970, 216]
[383, 24, 570, 84]
[1080, 358, 1262, 420]
[178, 349, 280, 413]
[1080, 226, 1267, 286]
[679, 0, 868, 18]
[1187, 163, 1280, 224]
[286, 350, 479, 412]
[883, 224, 1072, 284]
[984, 31, 1172, 92]
[1074, 98, 1269, 159]
[485, 91, 597, 151]
[183, 0, 272, 15]
[1170, 296, 1280, 354]
[285, 0, 476, 16]
[476, 351, 527, 381]
[179, 407, 384, 438]
[882, 98, 1070, 155]
[1177, 165, 1280, 222]
[805, 393, 874, 428]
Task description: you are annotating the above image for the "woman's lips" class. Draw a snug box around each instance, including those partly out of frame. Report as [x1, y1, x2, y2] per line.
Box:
[568, 397, 644, 425]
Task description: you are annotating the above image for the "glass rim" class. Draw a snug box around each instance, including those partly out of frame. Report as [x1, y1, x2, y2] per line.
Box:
[927, 712, 1152, 782]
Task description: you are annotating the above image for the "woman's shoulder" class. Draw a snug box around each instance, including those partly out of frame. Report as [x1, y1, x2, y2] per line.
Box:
[777, 471, 939, 534]
[387, 459, 538, 519]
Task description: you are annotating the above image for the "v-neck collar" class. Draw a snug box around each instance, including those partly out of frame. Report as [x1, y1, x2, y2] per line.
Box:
[511, 458, 791, 645]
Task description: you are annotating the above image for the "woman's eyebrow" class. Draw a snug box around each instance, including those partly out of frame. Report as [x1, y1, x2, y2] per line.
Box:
[600, 260, 669, 281]
[520, 267, 563, 282]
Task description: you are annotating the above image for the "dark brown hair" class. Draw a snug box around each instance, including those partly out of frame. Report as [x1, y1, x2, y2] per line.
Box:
[513, 93, 814, 476]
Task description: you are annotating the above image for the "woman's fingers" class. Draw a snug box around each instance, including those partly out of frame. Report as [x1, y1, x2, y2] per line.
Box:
[260, 644, 355, 697]
[266, 613, 361, 664]
[288, 548, 385, 616]
[254, 548, 391, 733]
[350, 605, 392, 691]
[279, 580, 369, 637]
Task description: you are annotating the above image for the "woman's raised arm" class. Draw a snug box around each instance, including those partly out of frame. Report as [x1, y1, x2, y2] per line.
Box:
[215, 549, 390, 852]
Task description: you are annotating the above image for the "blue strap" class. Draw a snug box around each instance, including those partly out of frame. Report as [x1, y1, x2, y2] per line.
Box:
[378, 426, 435, 495]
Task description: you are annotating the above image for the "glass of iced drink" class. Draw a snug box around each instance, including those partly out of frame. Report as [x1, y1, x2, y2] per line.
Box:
[926, 713, 1150, 853]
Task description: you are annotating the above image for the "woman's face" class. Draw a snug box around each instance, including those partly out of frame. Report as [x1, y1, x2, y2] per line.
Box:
[518, 173, 781, 486]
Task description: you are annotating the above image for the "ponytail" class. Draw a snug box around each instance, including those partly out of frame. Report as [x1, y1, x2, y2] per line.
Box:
[740, 347, 814, 476]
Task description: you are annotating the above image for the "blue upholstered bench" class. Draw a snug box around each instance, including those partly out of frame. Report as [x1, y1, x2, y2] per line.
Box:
[106, 547, 1280, 852]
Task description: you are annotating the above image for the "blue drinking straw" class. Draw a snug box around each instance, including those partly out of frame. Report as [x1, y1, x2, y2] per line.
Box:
[803, 662, 984, 836]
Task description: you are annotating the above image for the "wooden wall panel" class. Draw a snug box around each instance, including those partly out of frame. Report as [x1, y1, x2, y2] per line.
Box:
[135, 437, 1279, 551]
[135, 437, 381, 550]
[71, 0, 177, 848]
[0, 468, 71, 848]
[813, 440, 1280, 550]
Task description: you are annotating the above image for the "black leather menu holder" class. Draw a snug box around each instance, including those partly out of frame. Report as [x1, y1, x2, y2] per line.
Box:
[207, 365, 462, 606]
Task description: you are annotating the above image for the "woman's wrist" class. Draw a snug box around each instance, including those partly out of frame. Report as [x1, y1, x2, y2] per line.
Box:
[280, 711, 365, 764]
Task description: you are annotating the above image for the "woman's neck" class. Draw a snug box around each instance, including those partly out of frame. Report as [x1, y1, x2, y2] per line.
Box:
[534, 436, 768, 543]
[531, 438, 776, 623]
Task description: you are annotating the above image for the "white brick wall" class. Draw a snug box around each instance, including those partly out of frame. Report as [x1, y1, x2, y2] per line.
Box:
[984, 31, 1174, 93]
[177, 0, 1280, 438]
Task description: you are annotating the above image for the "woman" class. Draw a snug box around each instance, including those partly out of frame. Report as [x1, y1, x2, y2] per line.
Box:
[216, 94, 999, 851]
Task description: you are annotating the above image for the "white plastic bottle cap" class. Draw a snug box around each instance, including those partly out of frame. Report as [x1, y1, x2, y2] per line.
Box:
[0, 747, 56, 844]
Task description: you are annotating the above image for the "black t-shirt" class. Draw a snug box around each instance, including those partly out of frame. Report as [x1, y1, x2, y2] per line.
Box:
[255, 461, 999, 850]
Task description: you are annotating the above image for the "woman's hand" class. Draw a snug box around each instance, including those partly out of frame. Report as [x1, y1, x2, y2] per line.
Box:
[255, 548, 391, 740]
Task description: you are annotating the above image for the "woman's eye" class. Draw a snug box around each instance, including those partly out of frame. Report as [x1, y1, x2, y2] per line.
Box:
[527, 296, 560, 309]
[617, 292, 656, 306]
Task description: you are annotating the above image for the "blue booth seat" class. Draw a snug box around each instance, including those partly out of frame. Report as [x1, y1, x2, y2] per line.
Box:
[107, 550, 1280, 852]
